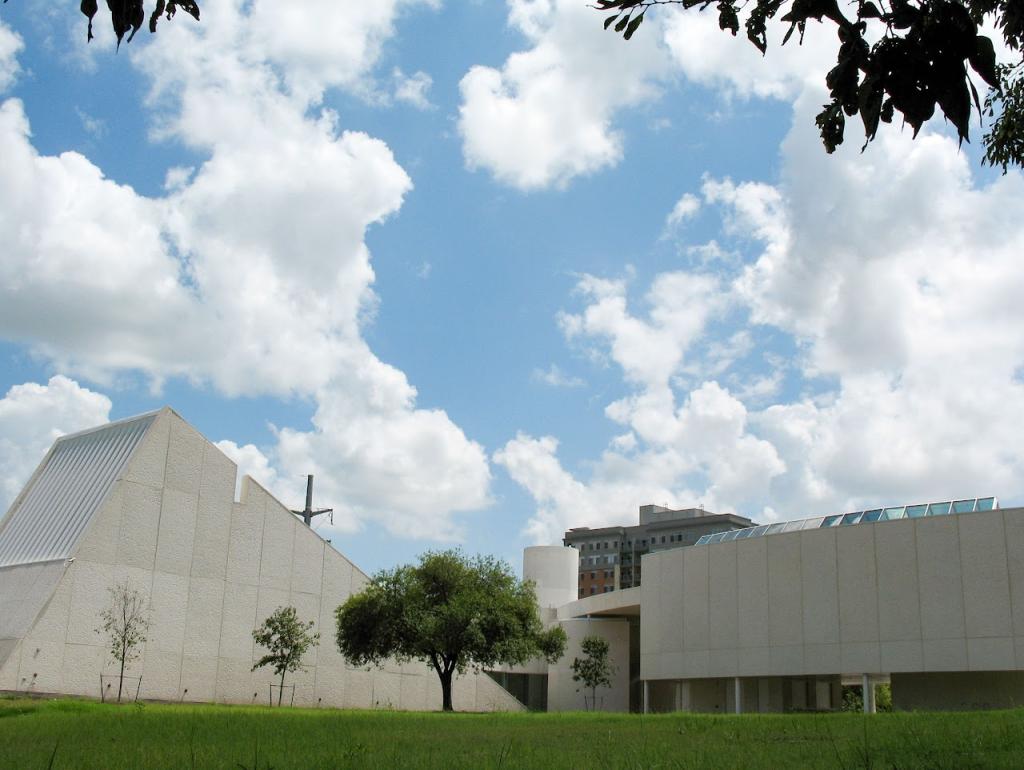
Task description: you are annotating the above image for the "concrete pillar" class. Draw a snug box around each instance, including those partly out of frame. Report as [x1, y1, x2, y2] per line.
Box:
[733, 677, 742, 714]
[643, 680, 649, 714]
[862, 674, 876, 714]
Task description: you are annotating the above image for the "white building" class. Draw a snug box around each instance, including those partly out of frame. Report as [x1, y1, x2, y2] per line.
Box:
[520, 496, 1024, 712]
[0, 408, 520, 711]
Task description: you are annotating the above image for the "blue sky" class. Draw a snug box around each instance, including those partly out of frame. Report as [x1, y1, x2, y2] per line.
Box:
[1, 0, 1022, 577]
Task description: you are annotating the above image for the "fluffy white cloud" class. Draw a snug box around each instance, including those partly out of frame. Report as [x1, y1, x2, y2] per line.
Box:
[0, 2, 493, 540]
[0, 20, 22, 93]
[531, 364, 584, 388]
[459, 0, 669, 189]
[393, 69, 434, 109]
[664, 192, 700, 230]
[0, 377, 111, 512]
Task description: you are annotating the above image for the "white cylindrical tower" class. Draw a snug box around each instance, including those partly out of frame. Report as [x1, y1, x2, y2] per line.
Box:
[523, 545, 578, 609]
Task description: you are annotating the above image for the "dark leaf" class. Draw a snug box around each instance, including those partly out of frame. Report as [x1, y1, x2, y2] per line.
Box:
[604, 13, 620, 30]
[969, 36, 1001, 89]
[858, 1, 881, 19]
[623, 12, 645, 40]
[615, 13, 631, 33]
[81, 0, 98, 42]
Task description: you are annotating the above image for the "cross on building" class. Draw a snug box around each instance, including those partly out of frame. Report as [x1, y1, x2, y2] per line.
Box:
[291, 474, 332, 527]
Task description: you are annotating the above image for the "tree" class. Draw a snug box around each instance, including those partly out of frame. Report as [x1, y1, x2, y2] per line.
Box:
[570, 635, 616, 711]
[96, 580, 151, 703]
[595, 0, 1024, 171]
[335, 549, 567, 712]
[251, 606, 320, 706]
[0, 1, 201, 48]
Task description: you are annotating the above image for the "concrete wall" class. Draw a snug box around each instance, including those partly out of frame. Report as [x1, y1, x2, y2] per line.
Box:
[0, 409, 521, 712]
[641, 508, 1024, 684]
[523, 546, 578, 609]
[891, 671, 1024, 710]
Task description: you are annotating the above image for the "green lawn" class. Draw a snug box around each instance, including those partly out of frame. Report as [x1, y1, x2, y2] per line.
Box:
[1, 697, 1022, 769]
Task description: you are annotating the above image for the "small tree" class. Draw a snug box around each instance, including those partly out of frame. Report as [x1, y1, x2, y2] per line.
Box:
[335, 549, 567, 712]
[97, 580, 152, 703]
[252, 606, 320, 706]
[571, 635, 615, 711]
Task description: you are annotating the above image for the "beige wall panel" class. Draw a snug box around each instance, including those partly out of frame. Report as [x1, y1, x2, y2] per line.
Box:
[801, 530, 839, 645]
[767, 535, 802, 647]
[737, 537, 768, 649]
[400, 671, 430, 711]
[154, 489, 198, 576]
[259, 498, 296, 592]
[142, 647, 183, 700]
[1004, 511, 1024, 637]
[836, 524, 878, 643]
[682, 548, 709, 651]
[62, 643, 106, 698]
[117, 481, 163, 572]
[65, 561, 117, 646]
[880, 640, 923, 672]
[372, 670, 403, 709]
[841, 642, 881, 674]
[916, 517, 965, 640]
[641, 555, 663, 655]
[709, 543, 739, 650]
[682, 650, 709, 678]
[291, 531, 326, 597]
[180, 653, 218, 702]
[321, 553, 354, 610]
[769, 644, 804, 675]
[74, 483, 124, 565]
[255, 587, 291, 631]
[123, 414, 169, 489]
[709, 648, 737, 678]
[959, 513, 1013, 638]
[803, 643, 840, 675]
[922, 638, 968, 671]
[148, 571, 189, 654]
[549, 618, 629, 712]
[966, 637, 1014, 670]
[737, 646, 770, 676]
[216, 657, 257, 704]
[22, 569, 72, 643]
[191, 446, 235, 580]
[163, 419, 205, 497]
[225, 496, 265, 586]
[0, 641, 20, 690]
[343, 667, 374, 709]
[17, 640, 65, 693]
[314, 665, 346, 706]
[874, 520, 921, 641]
[217, 582, 258, 661]
[183, 577, 225, 659]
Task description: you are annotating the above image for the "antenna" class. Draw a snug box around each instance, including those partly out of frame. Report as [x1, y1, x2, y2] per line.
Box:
[291, 475, 333, 527]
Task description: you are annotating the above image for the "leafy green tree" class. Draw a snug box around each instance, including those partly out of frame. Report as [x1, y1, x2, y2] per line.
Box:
[96, 580, 151, 703]
[335, 549, 567, 712]
[252, 606, 320, 706]
[570, 635, 616, 711]
[596, 0, 1024, 171]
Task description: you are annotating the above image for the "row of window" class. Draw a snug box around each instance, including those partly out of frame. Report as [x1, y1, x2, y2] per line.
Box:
[695, 497, 998, 546]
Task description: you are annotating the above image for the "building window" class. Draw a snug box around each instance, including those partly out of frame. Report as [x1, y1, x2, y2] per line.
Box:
[590, 572, 596, 580]
[590, 586, 597, 595]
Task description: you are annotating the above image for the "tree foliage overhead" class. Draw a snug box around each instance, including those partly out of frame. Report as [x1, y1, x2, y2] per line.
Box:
[596, 0, 1024, 171]
[335, 549, 567, 712]
[73, 1, 200, 47]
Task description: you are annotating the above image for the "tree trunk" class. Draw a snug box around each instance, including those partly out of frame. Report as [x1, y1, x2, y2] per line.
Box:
[278, 671, 286, 706]
[117, 645, 126, 703]
[439, 668, 454, 712]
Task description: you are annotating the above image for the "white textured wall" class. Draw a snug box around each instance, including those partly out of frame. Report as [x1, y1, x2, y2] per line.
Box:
[0, 409, 522, 712]
[547, 617, 630, 712]
[523, 546, 578, 609]
[641, 507, 1024, 682]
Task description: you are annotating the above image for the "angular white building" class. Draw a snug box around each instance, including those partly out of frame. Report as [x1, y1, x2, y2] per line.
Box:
[0, 408, 521, 711]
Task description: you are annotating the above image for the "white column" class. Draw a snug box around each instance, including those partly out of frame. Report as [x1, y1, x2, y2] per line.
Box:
[643, 680, 649, 714]
[734, 677, 742, 714]
[862, 674, 876, 714]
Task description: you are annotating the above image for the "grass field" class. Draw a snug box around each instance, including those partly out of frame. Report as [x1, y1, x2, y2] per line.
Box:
[2, 697, 1023, 769]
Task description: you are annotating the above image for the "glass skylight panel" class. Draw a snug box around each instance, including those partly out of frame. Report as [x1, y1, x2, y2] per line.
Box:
[882, 507, 905, 520]
[820, 515, 842, 528]
[803, 517, 825, 529]
[735, 528, 755, 539]
[841, 512, 863, 526]
[720, 530, 740, 542]
[783, 519, 806, 532]
[905, 504, 927, 518]
[750, 525, 770, 537]
[952, 499, 976, 513]
[976, 497, 996, 511]
[861, 509, 883, 522]
[695, 535, 710, 545]
[707, 532, 726, 544]
[766, 522, 787, 535]
[927, 502, 952, 516]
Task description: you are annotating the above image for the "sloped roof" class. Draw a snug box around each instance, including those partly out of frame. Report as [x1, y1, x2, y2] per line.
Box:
[0, 412, 157, 568]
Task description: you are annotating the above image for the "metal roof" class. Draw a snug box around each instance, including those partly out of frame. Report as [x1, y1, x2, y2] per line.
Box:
[0, 412, 157, 568]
